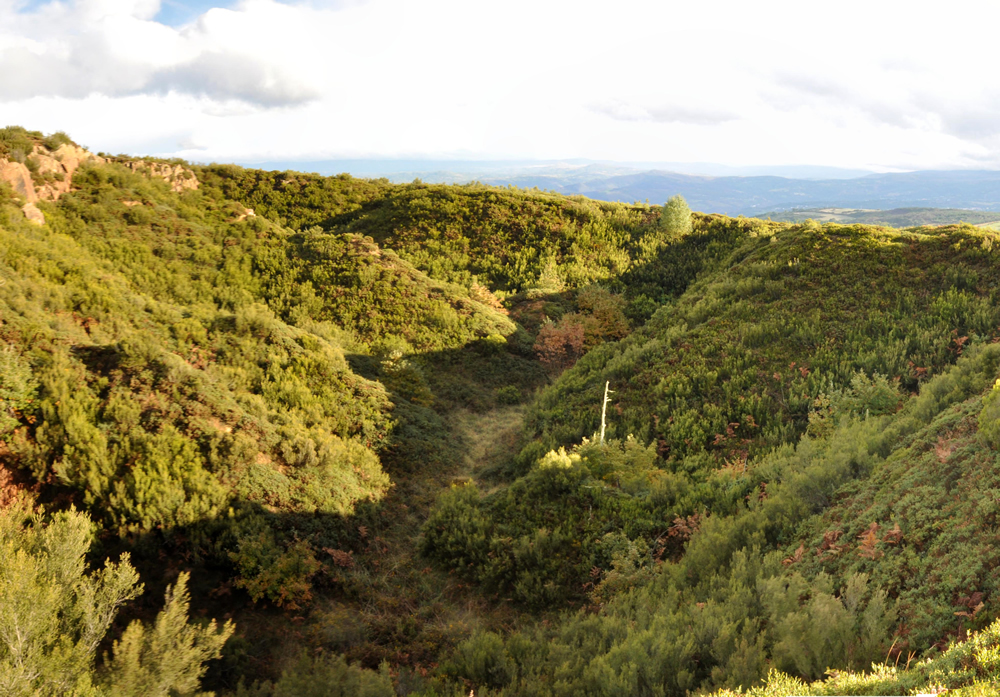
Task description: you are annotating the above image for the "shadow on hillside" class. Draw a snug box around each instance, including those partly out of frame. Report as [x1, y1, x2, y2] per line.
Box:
[76, 338, 553, 687]
[345, 341, 546, 468]
[614, 219, 762, 320]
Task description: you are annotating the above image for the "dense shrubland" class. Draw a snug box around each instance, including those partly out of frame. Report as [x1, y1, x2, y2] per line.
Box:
[419, 221, 1000, 694]
[198, 165, 655, 294]
[4, 127, 1000, 694]
[424, 344, 1000, 696]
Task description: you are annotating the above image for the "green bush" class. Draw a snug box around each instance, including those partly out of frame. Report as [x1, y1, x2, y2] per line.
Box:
[0, 344, 36, 437]
[236, 653, 393, 697]
[496, 385, 522, 405]
[42, 131, 74, 151]
[229, 526, 321, 610]
[451, 631, 514, 690]
[0, 126, 39, 160]
[977, 377, 1000, 449]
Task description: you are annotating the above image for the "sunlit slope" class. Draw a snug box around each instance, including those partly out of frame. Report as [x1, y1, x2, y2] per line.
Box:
[197, 165, 659, 293]
[0, 178, 394, 530]
[788, 377, 1000, 653]
[522, 222, 1000, 471]
[46, 161, 516, 352]
[0, 153, 518, 601]
[425, 344, 1000, 696]
[422, 220, 1000, 620]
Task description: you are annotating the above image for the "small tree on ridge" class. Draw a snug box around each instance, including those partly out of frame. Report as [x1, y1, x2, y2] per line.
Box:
[661, 194, 693, 237]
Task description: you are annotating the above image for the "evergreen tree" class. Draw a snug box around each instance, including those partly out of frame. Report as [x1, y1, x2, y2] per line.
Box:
[661, 194, 693, 237]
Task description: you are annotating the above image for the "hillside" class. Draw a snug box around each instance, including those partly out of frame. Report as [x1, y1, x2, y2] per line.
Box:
[5, 126, 1000, 695]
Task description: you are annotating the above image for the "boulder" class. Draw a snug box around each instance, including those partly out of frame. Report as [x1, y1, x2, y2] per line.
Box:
[32, 144, 104, 200]
[0, 160, 37, 202]
[22, 202, 45, 225]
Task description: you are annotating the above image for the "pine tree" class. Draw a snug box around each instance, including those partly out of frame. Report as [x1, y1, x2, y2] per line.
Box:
[661, 194, 693, 237]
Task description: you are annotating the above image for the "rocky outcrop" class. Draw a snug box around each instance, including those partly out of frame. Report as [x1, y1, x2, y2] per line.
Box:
[0, 143, 106, 225]
[0, 160, 37, 203]
[1, 143, 199, 228]
[21, 202, 45, 225]
[33, 144, 102, 201]
[123, 161, 199, 193]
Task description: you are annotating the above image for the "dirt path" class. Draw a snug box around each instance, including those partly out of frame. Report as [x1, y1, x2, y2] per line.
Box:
[447, 405, 526, 484]
[297, 403, 529, 674]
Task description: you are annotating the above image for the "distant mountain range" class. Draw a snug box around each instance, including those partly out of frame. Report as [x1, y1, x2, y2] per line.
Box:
[764, 207, 1000, 228]
[238, 159, 1000, 217]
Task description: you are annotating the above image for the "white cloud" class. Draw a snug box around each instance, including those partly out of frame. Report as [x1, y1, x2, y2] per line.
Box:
[146, 52, 319, 105]
[0, 0, 319, 106]
[2, 0, 1000, 169]
[590, 101, 739, 126]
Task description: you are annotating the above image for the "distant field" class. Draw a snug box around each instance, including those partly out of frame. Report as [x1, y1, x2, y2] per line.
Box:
[763, 206, 1000, 228]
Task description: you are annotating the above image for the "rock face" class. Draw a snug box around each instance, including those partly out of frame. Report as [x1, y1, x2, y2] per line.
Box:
[0, 160, 37, 203]
[0, 144, 106, 203]
[123, 161, 200, 193]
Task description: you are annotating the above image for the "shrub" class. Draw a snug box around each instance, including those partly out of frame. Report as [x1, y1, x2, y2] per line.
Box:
[978, 378, 1000, 449]
[0, 494, 232, 696]
[496, 385, 523, 405]
[452, 631, 514, 690]
[661, 194, 693, 237]
[0, 126, 38, 160]
[42, 131, 74, 151]
[230, 527, 321, 610]
[533, 318, 584, 370]
[235, 652, 393, 697]
[0, 345, 36, 438]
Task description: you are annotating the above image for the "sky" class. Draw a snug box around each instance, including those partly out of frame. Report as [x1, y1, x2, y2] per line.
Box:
[1, 0, 999, 170]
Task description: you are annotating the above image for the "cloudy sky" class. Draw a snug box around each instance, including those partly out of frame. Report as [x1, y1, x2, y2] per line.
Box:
[1, 0, 998, 170]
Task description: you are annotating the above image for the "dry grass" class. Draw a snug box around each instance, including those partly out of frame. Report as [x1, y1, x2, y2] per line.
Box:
[280, 403, 532, 672]
[449, 405, 526, 482]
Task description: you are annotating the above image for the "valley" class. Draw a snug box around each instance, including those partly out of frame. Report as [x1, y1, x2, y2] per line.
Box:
[4, 126, 1000, 696]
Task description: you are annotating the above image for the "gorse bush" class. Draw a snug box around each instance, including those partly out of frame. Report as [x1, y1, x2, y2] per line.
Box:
[0, 345, 36, 438]
[422, 436, 700, 609]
